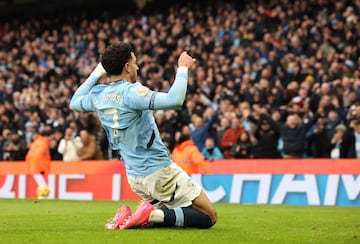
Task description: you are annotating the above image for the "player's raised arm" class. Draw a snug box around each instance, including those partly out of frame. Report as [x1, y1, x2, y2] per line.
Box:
[151, 51, 196, 110]
[69, 63, 107, 112]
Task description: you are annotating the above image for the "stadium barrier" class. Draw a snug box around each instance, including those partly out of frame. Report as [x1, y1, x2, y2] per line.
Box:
[0, 159, 359, 206]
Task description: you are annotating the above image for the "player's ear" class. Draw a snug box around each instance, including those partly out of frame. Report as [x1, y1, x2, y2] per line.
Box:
[124, 62, 130, 73]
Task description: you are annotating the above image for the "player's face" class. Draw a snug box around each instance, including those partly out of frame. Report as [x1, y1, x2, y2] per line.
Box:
[128, 52, 138, 83]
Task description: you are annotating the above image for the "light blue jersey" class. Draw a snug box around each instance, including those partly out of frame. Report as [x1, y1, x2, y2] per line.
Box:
[70, 68, 188, 176]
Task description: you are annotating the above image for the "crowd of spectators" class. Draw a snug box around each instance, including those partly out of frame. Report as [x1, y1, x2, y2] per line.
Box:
[1, 0, 360, 162]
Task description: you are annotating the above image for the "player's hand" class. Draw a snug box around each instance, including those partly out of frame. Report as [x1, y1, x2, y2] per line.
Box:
[178, 51, 196, 69]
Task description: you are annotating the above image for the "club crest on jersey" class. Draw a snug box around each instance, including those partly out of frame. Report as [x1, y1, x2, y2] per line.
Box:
[136, 87, 148, 96]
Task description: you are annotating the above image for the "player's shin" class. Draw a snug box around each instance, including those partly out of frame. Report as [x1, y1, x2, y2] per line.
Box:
[150, 207, 213, 229]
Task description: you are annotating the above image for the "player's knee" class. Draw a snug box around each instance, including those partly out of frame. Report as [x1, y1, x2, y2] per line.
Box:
[201, 211, 217, 229]
[209, 208, 217, 227]
[201, 216, 214, 229]
[200, 208, 217, 229]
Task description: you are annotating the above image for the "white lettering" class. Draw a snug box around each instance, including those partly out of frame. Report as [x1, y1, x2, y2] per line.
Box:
[93, 93, 122, 106]
[112, 174, 121, 201]
[0, 175, 16, 198]
[272, 174, 320, 205]
[324, 175, 339, 206]
[33, 174, 48, 186]
[18, 174, 26, 199]
[47, 175, 56, 199]
[342, 175, 360, 200]
[58, 174, 93, 200]
[229, 174, 271, 204]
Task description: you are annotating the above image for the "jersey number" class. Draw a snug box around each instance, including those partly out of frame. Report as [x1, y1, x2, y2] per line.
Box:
[104, 108, 119, 136]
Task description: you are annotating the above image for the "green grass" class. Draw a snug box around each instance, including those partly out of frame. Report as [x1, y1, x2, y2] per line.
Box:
[1, 199, 359, 244]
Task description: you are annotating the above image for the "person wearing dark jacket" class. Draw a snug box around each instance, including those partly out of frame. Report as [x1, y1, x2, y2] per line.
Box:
[340, 119, 360, 158]
[261, 112, 318, 158]
[230, 130, 253, 159]
[305, 113, 333, 158]
[253, 118, 281, 158]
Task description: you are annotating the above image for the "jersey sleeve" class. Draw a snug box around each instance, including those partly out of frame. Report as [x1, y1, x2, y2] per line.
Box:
[125, 67, 188, 110]
[69, 75, 98, 112]
[124, 84, 157, 110]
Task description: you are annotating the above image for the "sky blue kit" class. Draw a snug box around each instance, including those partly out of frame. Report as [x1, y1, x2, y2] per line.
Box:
[70, 67, 188, 176]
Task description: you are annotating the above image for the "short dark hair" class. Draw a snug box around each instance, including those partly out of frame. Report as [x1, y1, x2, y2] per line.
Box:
[101, 43, 133, 75]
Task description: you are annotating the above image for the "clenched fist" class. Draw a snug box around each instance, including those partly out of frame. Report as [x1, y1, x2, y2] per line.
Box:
[178, 51, 196, 69]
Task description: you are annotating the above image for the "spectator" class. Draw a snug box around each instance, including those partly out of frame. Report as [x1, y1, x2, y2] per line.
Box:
[220, 117, 247, 159]
[0, 129, 7, 160]
[306, 109, 342, 158]
[154, 109, 179, 151]
[78, 129, 104, 160]
[201, 136, 224, 160]
[340, 119, 360, 158]
[253, 118, 281, 159]
[2, 129, 27, 160]
[306, 113, 333, 158]
[330, 124, 346, 159]
[172, 131, 209, 174]
[230, 130, 254, 159]
[215, 116, 230, 147]
[57, 127, 83, 162]
[24, 121, 36, 147]
[262, 112, 318, 158]
[1, 129, 14, 160]
[4, 130, 27, 161]
[190, 107, 218, 151]
[49, 128, 63, 160]
[326, 109, 343, 138]
[346, 103, 360, 124]
[98, 128, 113, 160]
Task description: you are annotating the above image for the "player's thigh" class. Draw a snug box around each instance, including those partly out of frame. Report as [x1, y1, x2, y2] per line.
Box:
[127, 176, 153, 202]
[150, 164, 200, 205]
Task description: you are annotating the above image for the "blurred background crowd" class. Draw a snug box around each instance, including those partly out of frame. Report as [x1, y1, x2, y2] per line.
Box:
[1, 0, 360, 163]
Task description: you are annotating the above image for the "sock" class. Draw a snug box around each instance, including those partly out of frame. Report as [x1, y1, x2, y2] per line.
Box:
[182, 207, 213, 229]
[149, 209, 164, 223]
[152, 209, 176, 227]
[152, 207, 213, 229]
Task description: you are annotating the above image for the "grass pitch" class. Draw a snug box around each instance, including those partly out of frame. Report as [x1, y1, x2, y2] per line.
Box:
[1, 199, 359, 243]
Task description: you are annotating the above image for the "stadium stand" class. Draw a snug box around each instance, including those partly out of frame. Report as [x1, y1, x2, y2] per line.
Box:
[0, 0, 359, 160]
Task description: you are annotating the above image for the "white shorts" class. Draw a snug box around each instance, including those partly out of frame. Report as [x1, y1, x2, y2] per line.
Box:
[127, 164, 201, 209]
